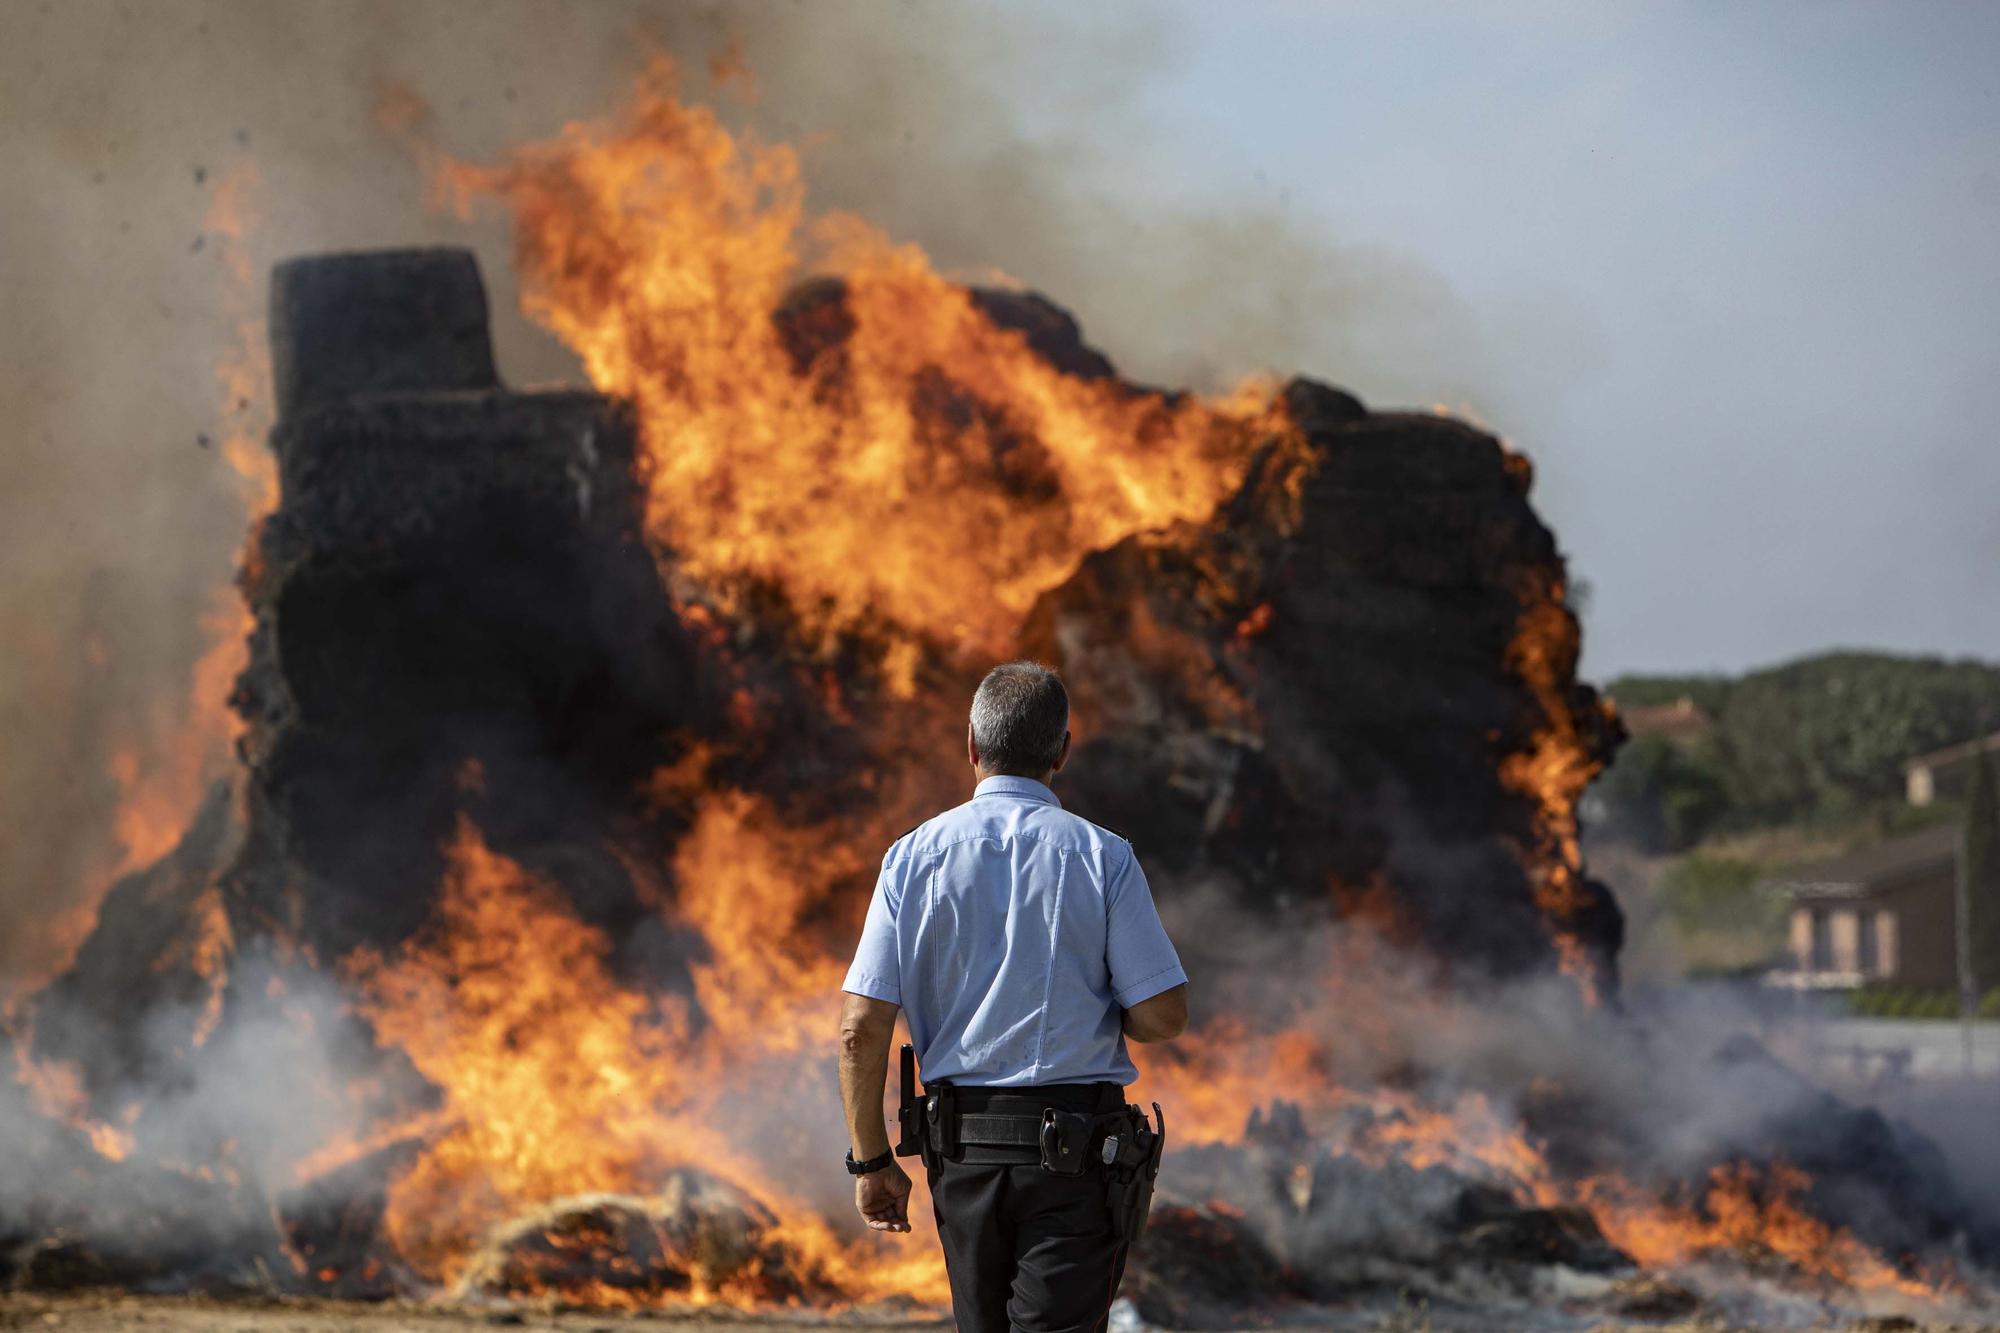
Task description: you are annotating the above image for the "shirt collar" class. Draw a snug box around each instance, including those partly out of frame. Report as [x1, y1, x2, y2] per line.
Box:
[974, 775, 1062, 808]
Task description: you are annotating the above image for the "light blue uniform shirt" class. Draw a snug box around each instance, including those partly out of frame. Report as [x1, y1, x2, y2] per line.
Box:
[842, 775, 1186, 1087]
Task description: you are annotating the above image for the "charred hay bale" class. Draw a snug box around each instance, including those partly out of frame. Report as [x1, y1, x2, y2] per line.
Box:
[270, 248, 497, 420]
[1605, 1272, 1702, 1320]
[1305, 412, 1527, 494]
[236, 384, 698, 955]
[1280, 378, 1367, 432]
[276, 1138, 427, 1300]
[462, 1194, 699, 1303]
[773, 275, 1120, 382]
[264, 392, 641, 558]
[3, 1160, 290, 1298]
[1172, 1134, 1634, 1300]
[1450, 1202, 1631, 1274]
[1291, 1155, 1488, 1285]
[1165, 1135, 1612, 1300]
[1120, 1201, 1291, 1329]
[970, 287, 1120, 382]
[8, 1233, 163, 1293]
[457, 1172, 837, 1306]
[1288, 489, 1558, 589]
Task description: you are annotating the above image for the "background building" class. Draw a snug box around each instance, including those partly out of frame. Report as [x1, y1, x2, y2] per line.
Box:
[1904, 730, 2000, 807]
[1766, 824, 1960, 989]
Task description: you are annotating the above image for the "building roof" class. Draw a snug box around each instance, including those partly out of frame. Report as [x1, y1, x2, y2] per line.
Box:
[1616, 695, 1713, 740]
[1902, 729, 2000, 774]
[1763, 822, 1961, 901]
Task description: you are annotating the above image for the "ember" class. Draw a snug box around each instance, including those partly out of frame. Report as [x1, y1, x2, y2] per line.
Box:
[2, 60, 1994, 1331]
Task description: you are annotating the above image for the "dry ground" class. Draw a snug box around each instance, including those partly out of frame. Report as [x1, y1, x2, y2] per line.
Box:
[1, 1294, 1996, 1333]
[0, 1294, 943, 1333]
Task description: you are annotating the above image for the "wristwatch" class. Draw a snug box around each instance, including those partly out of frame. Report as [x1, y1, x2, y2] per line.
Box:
[845, 1147, 896, 1176]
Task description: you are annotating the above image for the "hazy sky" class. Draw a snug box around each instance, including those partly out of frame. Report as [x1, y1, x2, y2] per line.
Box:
[1082, 1, 2000, 677]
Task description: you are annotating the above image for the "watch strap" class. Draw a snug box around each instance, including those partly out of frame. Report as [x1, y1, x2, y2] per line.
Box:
[846, 1147, 896, 1176]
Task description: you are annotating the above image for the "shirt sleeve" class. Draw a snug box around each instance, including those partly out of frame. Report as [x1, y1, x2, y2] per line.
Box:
[842, 854, 904, 1005]
[1104, 842, 1187, 1007]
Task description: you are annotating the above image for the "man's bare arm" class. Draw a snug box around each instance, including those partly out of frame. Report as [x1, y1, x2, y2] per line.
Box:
[838, 992, 899, 1157]
[837, 991, 912, 1233]
[1122, 982, 1188, 1043]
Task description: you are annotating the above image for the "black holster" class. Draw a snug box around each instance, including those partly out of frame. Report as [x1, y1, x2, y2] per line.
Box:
[1102, 1101, 1166, 1245]
[1039, 1108, 1120, 1176]
[899, 1044, 961, 1175]
[894, 1044, 923, 1161]
[920, 1082, 961, 1171]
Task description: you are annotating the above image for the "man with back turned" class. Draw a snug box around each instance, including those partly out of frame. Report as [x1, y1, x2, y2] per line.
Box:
[837, 661, 1189, 1333]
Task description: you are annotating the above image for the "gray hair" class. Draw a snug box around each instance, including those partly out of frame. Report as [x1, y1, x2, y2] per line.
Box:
[970, 661, 1070, 776]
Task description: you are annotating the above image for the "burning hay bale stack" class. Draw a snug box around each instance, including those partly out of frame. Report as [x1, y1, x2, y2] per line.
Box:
[1022, 374, 1625, 987]
[3, 244, 1994, 1327]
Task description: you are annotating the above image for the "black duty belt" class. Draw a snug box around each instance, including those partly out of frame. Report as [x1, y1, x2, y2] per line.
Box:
[957, 1112, 1045, 1148]
[894, 1045, 1144, 1173]
[893, 1044, 1167, 1245]
[925, 1097, 1125, 1173]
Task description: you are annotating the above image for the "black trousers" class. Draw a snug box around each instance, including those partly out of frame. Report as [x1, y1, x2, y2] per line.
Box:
[927, 1084, 1130, 1333]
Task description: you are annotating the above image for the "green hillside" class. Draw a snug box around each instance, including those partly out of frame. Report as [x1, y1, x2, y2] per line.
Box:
[1596, 650, 2000, 851]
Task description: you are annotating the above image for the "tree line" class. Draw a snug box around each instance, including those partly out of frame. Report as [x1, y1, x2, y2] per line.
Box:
[1594, 650, 2000, 997]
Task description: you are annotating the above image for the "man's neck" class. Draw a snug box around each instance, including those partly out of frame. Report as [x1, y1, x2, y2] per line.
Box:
[976, 768, 1054, 788]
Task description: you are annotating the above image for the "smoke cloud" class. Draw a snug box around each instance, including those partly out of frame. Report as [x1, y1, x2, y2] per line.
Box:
[0, 953, 376, 1271]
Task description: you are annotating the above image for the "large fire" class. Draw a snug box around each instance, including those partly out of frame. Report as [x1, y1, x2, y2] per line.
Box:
[435, 57, 1288, 665]
[5, 53, 1975, 1323]
[338, 816, 944, 1305]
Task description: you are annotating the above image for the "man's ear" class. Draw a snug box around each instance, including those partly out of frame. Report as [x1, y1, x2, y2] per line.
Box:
[1051, 730, 1072, 774]
[967, 723, 980, 771]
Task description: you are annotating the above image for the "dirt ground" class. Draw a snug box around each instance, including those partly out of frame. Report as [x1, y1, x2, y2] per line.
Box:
[2, 1294, 1996, 1333]
[0, 1294, 945, 1333]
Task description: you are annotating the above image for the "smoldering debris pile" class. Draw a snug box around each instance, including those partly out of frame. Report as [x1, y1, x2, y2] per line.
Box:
[3, 249, 1995, 1326]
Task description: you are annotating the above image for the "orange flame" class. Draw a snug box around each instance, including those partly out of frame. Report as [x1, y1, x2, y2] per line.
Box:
[345, 819, 718, 1284]
[343, 818, 947, 1305]
[1580, 1162, 1936, 1295]
[1499, 566, 1608, 999]
[6, 1026, 134, 1162]
[671, 788, 860, 1049]
[437, 55, 1286, 660]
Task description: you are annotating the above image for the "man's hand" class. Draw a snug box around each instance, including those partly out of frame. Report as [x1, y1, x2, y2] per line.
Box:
[855, 1160, 914, 1233]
